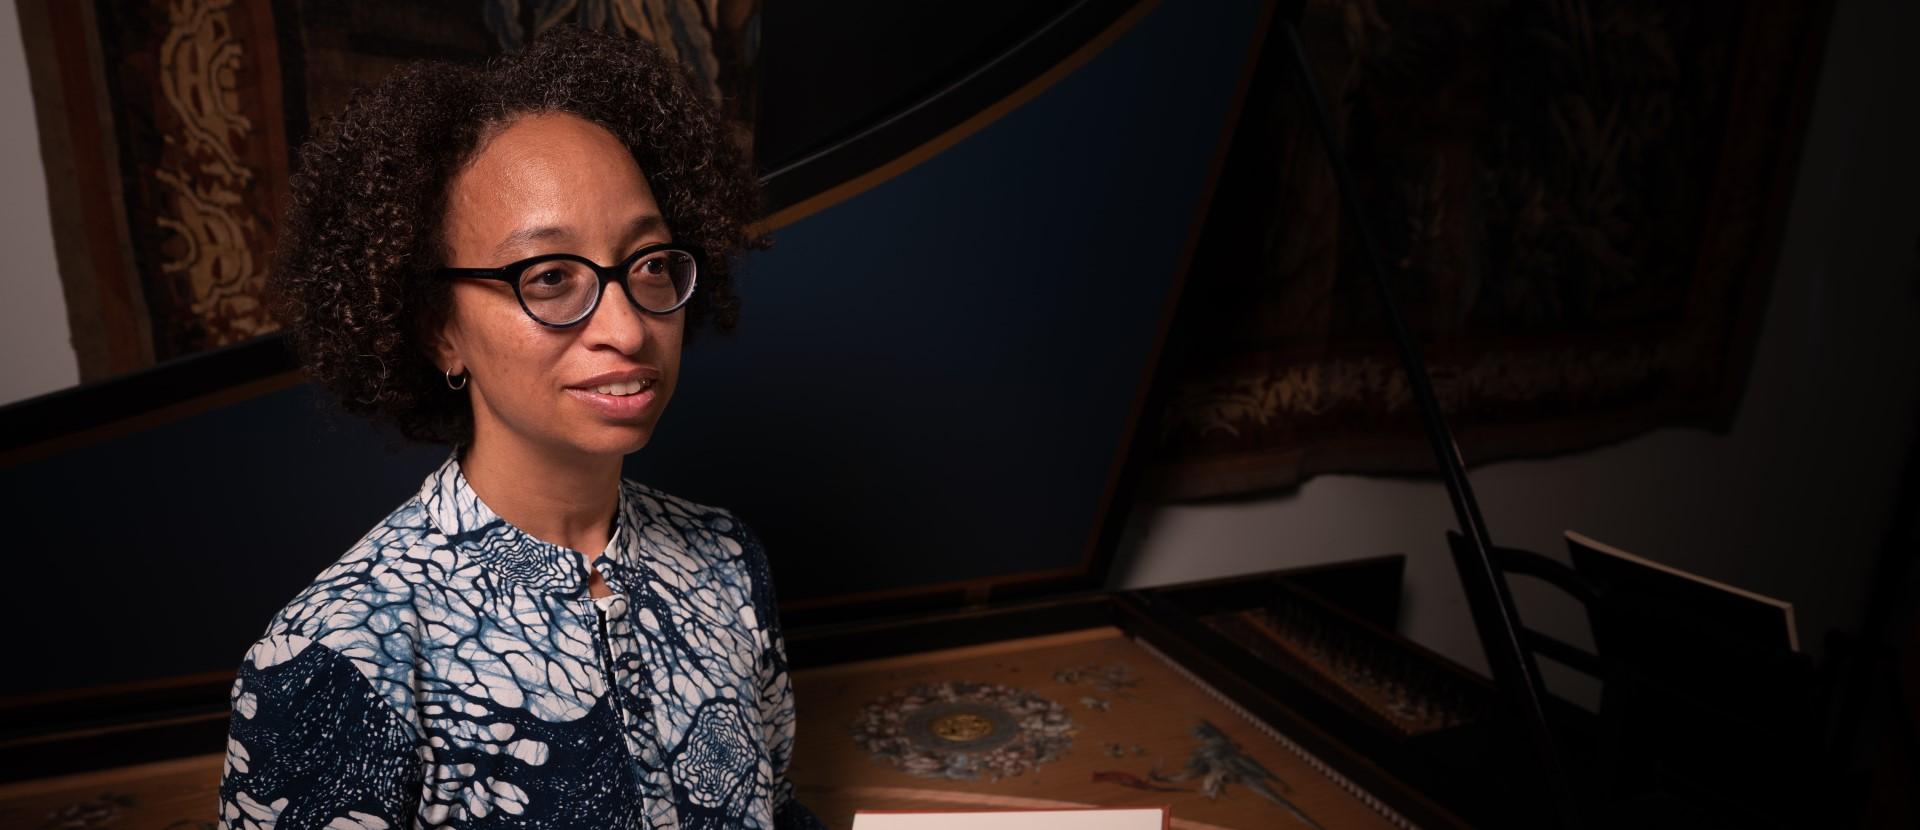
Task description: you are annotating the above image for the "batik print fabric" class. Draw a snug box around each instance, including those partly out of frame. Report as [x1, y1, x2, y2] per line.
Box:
[218, 453, 823, 829]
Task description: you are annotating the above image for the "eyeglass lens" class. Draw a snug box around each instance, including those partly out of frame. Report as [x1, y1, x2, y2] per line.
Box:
[518, 250, 696, 324]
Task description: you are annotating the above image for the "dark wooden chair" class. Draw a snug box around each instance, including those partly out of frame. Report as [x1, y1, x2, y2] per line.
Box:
[1446, 530, 1823, 828]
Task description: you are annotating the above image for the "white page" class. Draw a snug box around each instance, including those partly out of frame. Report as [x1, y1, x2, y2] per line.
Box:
[852, 807, 1166, 830]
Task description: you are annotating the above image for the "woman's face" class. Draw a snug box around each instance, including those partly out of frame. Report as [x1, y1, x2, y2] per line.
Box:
[435, 112, 684, 461]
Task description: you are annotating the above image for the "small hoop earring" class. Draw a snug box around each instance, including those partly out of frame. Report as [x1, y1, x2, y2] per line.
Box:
[445, 369, 468, 390]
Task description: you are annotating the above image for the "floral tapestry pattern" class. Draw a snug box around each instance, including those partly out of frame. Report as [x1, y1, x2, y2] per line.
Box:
[1152, 0, 1829, 498]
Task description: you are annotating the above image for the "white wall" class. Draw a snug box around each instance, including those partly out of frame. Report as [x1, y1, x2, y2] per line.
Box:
[0, 0, 74, 406]
[1115, 0, 1920, 701]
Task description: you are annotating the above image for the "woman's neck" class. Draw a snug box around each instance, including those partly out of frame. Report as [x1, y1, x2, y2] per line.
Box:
[458, 428, 622, 555]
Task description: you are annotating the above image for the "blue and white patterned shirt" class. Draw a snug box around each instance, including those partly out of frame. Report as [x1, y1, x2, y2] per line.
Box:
[218, 452, 823, 829]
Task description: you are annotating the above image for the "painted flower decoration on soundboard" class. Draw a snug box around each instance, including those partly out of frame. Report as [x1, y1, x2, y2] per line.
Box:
[851, 681, 1075, 781]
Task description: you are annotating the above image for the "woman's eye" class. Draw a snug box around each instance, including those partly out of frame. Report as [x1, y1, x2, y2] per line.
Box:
[522, 268, 576, 298]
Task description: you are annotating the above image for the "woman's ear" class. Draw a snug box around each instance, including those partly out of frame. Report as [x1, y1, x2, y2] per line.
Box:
[420, 306, 464, 376]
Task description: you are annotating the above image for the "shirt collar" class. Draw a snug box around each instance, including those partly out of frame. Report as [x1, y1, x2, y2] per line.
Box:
[418, 450, 628, 598]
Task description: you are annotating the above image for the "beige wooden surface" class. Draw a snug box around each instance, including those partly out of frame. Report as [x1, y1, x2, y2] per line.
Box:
[0, 752, 222, 829]
[788, 626, 1404, 830]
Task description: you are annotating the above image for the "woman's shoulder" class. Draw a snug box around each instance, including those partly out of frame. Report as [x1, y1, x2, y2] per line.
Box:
[618, 478, 760, 549]
[275, 494, 437, 626]
[253, 495, 435, 668]
[618, 479, 776, 599]
[238, 494, 437, 726]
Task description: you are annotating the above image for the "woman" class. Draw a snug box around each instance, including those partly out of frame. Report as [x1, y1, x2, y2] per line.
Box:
[217, 27, 820, 829]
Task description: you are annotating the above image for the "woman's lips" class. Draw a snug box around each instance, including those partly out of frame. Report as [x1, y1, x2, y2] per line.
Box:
[564, 383, 658, 420]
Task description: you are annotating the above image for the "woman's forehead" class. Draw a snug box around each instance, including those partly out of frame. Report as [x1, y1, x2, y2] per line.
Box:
[446, 113, 662, 254]
[465, 113, 649, 195]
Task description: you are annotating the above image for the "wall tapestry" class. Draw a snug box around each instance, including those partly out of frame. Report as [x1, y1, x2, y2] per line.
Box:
[1151, 0, 1831, 499]
[27, 0, 759, 381]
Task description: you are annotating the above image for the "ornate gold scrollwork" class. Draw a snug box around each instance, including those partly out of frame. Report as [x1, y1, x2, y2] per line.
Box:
[155, 0, 274, 346]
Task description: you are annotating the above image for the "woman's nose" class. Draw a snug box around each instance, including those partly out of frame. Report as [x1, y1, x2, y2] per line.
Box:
[582, 278, 647, 353]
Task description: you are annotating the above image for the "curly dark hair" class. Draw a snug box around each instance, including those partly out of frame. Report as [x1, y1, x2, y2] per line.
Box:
[270, 26, 762, 445]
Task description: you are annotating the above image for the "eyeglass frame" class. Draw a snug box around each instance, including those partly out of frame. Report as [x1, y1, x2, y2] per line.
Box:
[435, 242, 702, 328]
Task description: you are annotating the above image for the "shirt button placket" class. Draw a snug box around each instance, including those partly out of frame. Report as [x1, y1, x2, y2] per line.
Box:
[590, 600, 632, 733]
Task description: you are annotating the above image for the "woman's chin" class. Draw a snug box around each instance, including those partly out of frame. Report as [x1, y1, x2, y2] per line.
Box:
[576, 427, 654, 459]
[533, 418, 654, 461]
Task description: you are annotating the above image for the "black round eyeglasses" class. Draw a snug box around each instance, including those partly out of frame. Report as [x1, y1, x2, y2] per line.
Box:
[437, 243, 700, 328]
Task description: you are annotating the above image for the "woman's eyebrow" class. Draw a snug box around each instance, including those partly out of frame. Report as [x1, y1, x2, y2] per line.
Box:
[489, 215, 667, 261]
[492, 225, 572, 259]
[625, 214, 667, 242]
